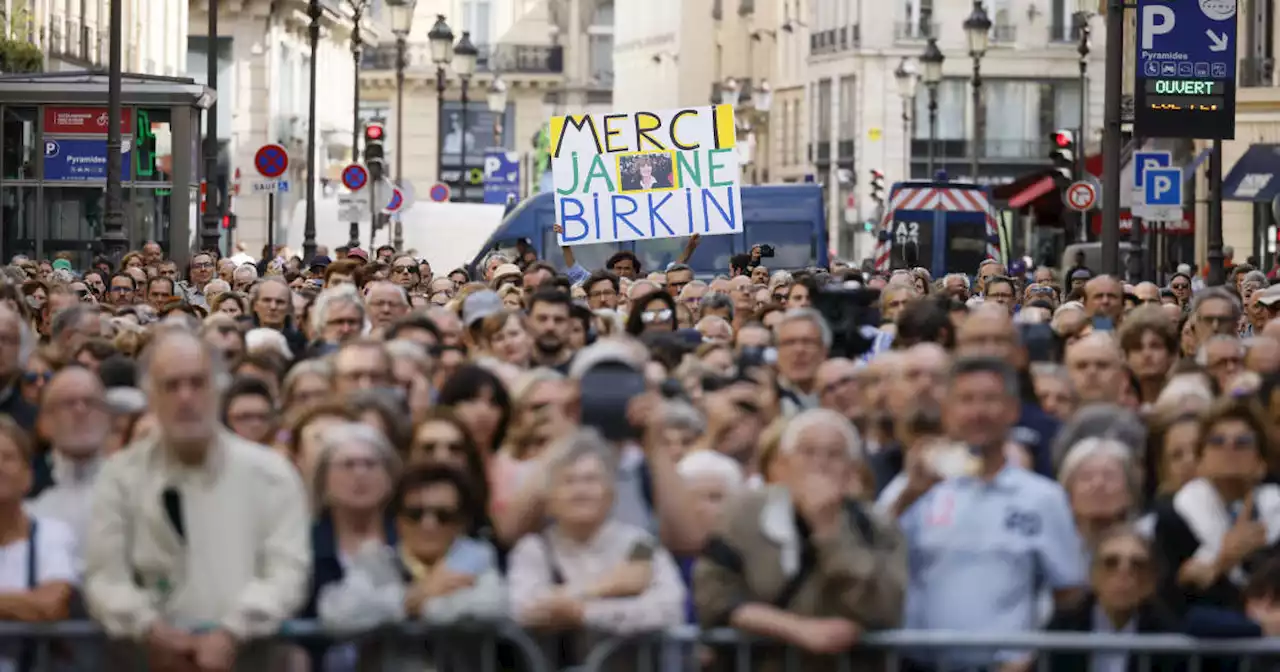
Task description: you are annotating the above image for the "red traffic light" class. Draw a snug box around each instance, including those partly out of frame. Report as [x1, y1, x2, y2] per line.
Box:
[1054, 131, 1073, 148]
[365, 124, 384, 141]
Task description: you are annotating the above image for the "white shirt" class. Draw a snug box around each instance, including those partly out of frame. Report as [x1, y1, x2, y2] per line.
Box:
[27, 455, 101, 567]
[0, 517, 78, 672]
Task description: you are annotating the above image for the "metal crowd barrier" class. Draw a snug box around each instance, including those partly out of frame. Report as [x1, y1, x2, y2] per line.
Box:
[579, 627, 1280, 672]
[6, 622, 1280, 671]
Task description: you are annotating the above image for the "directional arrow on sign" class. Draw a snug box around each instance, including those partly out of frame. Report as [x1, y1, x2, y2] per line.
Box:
[1206, 29, 1228, 51]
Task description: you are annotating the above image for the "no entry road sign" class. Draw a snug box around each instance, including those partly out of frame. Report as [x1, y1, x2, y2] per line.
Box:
[254, 144, 289, 179]
[1066, 181, 1098, 211]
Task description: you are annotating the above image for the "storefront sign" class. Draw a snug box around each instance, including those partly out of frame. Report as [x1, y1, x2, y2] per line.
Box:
[44, 138, 132, 181]
[43, 107, 134, 135]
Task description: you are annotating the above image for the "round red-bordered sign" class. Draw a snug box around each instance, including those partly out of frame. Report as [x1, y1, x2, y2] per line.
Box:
[428, 183, 451, 203]
[1065, 181, 1097, 212]
[254, 144, 289, 179]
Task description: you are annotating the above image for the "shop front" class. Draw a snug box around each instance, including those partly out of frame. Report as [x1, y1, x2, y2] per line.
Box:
[0, 72, 213, 267]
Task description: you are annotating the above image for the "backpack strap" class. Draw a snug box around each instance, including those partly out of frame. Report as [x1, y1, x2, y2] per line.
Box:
[18, 519, 37, 672]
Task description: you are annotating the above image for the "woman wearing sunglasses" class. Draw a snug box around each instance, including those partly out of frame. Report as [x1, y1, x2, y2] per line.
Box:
[1042, 526, 1181, 672]
[624, 291, 678, 336]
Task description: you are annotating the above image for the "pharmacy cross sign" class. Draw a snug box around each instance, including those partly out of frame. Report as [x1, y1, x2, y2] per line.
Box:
[1134, 0, 1237, 139]
[254, 144, 289, 179]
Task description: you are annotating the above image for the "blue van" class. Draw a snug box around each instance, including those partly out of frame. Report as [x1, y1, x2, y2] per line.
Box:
[469, 183, 829, 277]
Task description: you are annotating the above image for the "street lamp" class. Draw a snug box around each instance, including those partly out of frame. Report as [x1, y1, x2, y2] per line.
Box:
[963, 0, 991, 183]
[347, 0, 368, 249]
[920, 38, 944, 177]
[304, 0, 323, 261]
[487, 76, 509, 147]
[428, 15, 454, 188]
[1076, 10, 1092, 244]
[388, 0, 416, 251]
[753, 79, 772, 182]
[721, 77, 741, 107]
[894, 57, 919, 182]
[453, 31, 478, 200]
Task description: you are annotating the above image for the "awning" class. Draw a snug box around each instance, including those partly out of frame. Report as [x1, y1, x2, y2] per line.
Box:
[1223, 143, 1280, 202]
[1006, 176, 1057, 209]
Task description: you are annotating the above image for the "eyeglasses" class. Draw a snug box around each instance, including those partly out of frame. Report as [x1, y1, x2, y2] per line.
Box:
[1198, 314, 1236, 329]
[1099, 553, 1151, 573]
[191, 262, 214, 270]
[1171, 282, 1191, 290]
[588, 289, 617, 300]
[641, 309, 673, 323]
[820, 374, 857, 397]
[1206, 433, 1256, 450]
[109, 286, 132, 293]
[21, 371, 52, 385]
[400, 505, 462, 525]
[392, 265, 417, 274]
[772, 293, 787, 303]
[416, 440, 465, 455]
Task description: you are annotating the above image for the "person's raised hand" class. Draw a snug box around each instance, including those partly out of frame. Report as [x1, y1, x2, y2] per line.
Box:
[1220, 491, 1268, 571]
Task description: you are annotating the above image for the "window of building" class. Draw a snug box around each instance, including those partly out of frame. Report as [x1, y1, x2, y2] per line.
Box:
[913, 79, 966, 139]
[983, 80, 1037, 157]
[1050, 0, 1075, 41]
[1040, 80, 1083, 134]
[462, 0, 492, 48]
[901, 0, 934, 38]
[1, 106, 37, 181]
[838, 76, 857, 141]
[588, 0, 613, 85]
[815, 79, 832, 148]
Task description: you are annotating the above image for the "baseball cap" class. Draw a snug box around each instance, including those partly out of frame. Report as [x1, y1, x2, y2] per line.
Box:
[568, 340, 645, 380]
[1258, 285, 1280, 307]
[347, 248, 370, 262]
[462, 290, 503, 327]
[51, 259, 73, 272]
[309, 255, 333, 269]
[1069, 268, 1093, 282]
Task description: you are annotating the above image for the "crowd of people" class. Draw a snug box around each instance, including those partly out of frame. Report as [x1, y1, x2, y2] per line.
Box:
[1, 237, 1280, 671]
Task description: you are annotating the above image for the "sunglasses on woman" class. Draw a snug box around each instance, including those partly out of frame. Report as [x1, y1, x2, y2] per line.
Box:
[21, 371, 52, 384]
[400, 505, 462, 525]
[1099, 553, 1151, 573]
[641, 309, 673, 323]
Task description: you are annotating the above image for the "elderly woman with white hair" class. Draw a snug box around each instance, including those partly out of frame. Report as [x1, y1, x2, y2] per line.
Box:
[694, 408, 905, 665]
[1058, 438, 1140, 555]
[675, 450, 742, 623]
[507, 428, 685, 665]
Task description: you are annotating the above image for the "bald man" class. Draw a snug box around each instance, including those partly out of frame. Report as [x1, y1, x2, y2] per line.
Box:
[1083, 275, 1124, 324]
[1246, 337, 1280, 376]
[955, 304, 1018, 360]
[1132, 282, 1161, 307]
[1064, 332, 1126, 405]
[887, 343, 950, 420]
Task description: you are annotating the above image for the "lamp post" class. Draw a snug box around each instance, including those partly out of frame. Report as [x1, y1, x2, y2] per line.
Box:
[894, 57, 919, 182]
[1076, 9, 1092, 244]
[428, 15, 454, 188]
[921, 38, 944, 177]
[102, 0, 125, 259]
[753, 79, 772, 183]
[303, 0, 322, 262]
[200, 0, 222, 253]
[453, 31, 478, 202]
[963, 1, 991, 183]
[487, 76, 509, 147]
[388, 0, 416, 251]
[347, 0, 366, 249]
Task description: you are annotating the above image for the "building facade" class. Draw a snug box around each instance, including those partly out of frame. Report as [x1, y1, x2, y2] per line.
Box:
[805, 0, 1107, 260]
[6, 0, 187, 75]
[359, 0, 607, 212]
[188, 0, 371, 254]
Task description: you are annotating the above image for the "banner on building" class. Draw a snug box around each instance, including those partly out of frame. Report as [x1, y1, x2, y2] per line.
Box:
[550, 105, 743, 246]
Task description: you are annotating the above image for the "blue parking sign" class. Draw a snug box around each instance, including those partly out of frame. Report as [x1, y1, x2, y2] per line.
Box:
[1144, 167, 1183, 208]
[1133, 150, 1171, 191]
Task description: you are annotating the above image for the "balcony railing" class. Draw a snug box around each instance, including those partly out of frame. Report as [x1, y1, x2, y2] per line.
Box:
[46, 18, 63, 55]
[808, 25, 860, 55]
[910, 137, 1053, 161]
[895, 20, 939, 41]
[361, 42, 563, 74]
[1240, 56, 1276, 87]
[991, 23, 1016, 43]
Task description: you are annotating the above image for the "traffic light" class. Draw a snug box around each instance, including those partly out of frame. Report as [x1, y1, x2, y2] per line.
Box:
[364, 120, 386, 181]
[869, 169, 886, 207]
[1049, 129, 1075, 183]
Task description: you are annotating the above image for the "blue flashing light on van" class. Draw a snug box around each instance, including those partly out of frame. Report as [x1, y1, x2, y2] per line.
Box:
[470, 184, 829, 277]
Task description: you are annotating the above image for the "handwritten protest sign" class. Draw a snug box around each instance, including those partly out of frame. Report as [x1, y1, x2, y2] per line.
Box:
[550, 105, 742, 246]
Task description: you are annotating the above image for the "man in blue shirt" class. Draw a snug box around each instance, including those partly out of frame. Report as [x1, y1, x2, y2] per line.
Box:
[889, 356, 1086, 670]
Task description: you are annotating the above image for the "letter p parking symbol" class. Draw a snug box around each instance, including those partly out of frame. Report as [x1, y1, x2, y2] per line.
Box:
[1141, 5, 1175, 49]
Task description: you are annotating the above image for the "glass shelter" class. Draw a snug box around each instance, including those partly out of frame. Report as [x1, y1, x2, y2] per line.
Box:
[0, 72, 213, 267]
